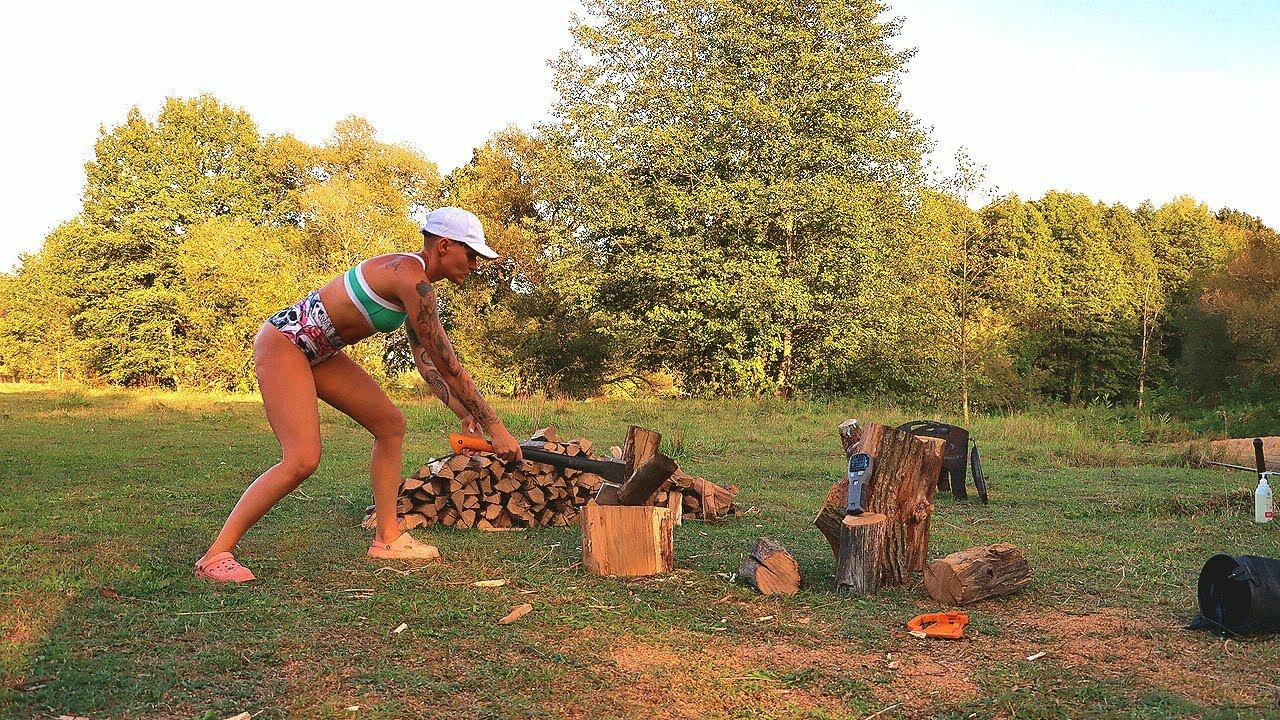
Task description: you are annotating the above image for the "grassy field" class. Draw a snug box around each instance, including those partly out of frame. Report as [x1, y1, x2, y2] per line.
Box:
[2, 382, 1278, 719]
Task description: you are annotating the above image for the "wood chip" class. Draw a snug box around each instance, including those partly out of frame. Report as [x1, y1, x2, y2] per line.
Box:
[1026, 651, 1046, 661]
[222, 714, 252, 720]
[498, 603, 533, 624]
[472, 579, 507, 588]
[392, 622, 408, 634]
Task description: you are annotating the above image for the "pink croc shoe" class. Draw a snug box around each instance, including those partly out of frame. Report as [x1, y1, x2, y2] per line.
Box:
[195, 552, 256, 583]
[368, 531, 442, 561]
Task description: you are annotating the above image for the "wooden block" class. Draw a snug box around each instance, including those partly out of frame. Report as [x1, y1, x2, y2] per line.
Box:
[623, 425, 662, 476]
[666, 490, 683, 526]
[924, 543, 1031, 606]
[617, 453, 678, 505]
[835, 512, 887, 597]
[580, 501, 674, 577]
[738, 537, 800, 595]
[530, 426, 561, 443]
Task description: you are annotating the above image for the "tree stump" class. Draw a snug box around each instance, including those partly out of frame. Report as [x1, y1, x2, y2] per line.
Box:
[835, 513, 886, 596]
[924, 543, 1031, 605]
[814, 421, 940, 587]
[738, 538, 801, 595]
[580, 501, 674, 577]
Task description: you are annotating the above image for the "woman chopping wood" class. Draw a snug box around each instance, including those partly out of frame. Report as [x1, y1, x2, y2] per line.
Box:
[196, 207, 523, 583]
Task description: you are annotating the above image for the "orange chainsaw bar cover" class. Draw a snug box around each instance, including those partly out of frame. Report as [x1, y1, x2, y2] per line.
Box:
[906, 611, 969, 639]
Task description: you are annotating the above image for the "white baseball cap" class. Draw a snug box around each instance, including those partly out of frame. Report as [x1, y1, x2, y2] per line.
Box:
[420, 206, 499, 259]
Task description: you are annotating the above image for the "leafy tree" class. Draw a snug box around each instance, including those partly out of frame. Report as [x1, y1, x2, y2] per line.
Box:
[548, 0, 927, 395]
[71, 95, 275, 385]
[1031, 192, 1137, 402]
[295, 117, 441, 275]
[176, 218, 310, 390]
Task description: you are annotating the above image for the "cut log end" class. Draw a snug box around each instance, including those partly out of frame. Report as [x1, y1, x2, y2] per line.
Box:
[739, 537, 800, 595]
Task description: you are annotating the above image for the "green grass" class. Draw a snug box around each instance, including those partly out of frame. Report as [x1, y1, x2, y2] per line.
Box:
[2, 383, 1279, 719]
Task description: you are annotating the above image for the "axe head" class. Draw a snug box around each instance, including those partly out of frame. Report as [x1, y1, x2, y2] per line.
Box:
[594, 481, 622, 505]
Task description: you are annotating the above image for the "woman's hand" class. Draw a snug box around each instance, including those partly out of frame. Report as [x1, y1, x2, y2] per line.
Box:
[460, 416, 484, 438]
[488, 425, 523, 463]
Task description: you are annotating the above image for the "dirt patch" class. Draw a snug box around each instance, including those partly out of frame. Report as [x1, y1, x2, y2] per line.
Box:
[1000, 607, 1262, 706]
[597, 606, 1274, 715]
[594, 637, 858, 719]
[0, 590, 71, 687]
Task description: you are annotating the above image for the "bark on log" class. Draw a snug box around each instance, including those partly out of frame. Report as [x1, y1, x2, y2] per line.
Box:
[835, 513, 886, 596]
[923, 543, 1031, 606]
[814, 421, 938, 587]
[738, 538, 800, 595]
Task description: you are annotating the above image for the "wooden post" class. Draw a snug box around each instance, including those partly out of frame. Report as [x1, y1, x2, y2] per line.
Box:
[580, 501, 674, 577]
[924, 543, 1031, 605]
[835, 513, 886, 596]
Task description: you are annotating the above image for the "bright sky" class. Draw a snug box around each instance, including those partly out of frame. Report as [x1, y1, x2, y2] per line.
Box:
[2, 1, 1277, 271]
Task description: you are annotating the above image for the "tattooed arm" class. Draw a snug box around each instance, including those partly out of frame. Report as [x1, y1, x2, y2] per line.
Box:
[405, 324, 480, 434]
[396, 276, 521, 461]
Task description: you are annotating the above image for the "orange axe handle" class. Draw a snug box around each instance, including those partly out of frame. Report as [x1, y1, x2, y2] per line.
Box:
[449, 434, 494, 454]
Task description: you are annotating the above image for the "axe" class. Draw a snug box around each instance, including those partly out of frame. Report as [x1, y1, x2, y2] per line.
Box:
[449, 434, 677, 505]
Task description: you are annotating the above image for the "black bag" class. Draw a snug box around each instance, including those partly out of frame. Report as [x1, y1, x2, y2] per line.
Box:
[1187, 554, 1280, 636]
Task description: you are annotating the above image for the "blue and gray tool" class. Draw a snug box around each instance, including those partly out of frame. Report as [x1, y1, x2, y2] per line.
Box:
[846, 451, 873, 515]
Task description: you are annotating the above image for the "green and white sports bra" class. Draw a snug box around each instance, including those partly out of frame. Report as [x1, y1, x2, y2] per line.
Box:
[342, 253, 426, 332]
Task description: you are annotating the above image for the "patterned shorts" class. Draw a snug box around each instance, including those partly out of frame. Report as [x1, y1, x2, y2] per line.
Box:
[267, 290, 346, 366]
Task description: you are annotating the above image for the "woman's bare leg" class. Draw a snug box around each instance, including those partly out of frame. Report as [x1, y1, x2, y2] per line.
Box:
[312, 352, 406, 545]
[200, 325, 321, 563]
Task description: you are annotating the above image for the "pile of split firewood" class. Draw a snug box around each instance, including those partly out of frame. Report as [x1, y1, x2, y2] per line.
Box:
[363, 427, 738, 531]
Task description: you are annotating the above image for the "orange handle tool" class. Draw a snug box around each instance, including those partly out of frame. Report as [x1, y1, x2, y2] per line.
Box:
[906, 611, 969, 639]
[450, 434, 494, 454]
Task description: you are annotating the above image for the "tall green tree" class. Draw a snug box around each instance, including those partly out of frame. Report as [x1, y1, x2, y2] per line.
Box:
[72, 95, 275, 385]
[548, 0, 928, 395]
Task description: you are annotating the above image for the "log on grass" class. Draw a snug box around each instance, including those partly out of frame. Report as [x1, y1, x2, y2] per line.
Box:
[923, 543, 1031, 606]
[580, 501, 674, 577]
[738, 537, 800, 595]
[835, 513, 886, 596]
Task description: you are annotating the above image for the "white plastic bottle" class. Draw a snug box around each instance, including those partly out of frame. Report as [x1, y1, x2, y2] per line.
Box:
[1256, 472, 1274, 524]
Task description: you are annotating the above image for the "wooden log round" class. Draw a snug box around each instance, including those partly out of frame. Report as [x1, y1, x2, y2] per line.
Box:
[738, 537, 801, 595]
[923, 543, 1031, 606]
[835, 513, 886, 596]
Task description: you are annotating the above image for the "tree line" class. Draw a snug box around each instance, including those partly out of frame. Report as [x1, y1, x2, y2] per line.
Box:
[2, 0, 1276, 414]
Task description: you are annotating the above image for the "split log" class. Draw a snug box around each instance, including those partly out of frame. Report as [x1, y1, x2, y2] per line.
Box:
[911, 437, 946, 571]
[835, 513, 886, 597]
[923, 543, 1031, 606]
[616, 453, 678, 505]
[738, 538, 800, 595]
[580, 501, 674, 576]
[623, 425, 662, 476]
